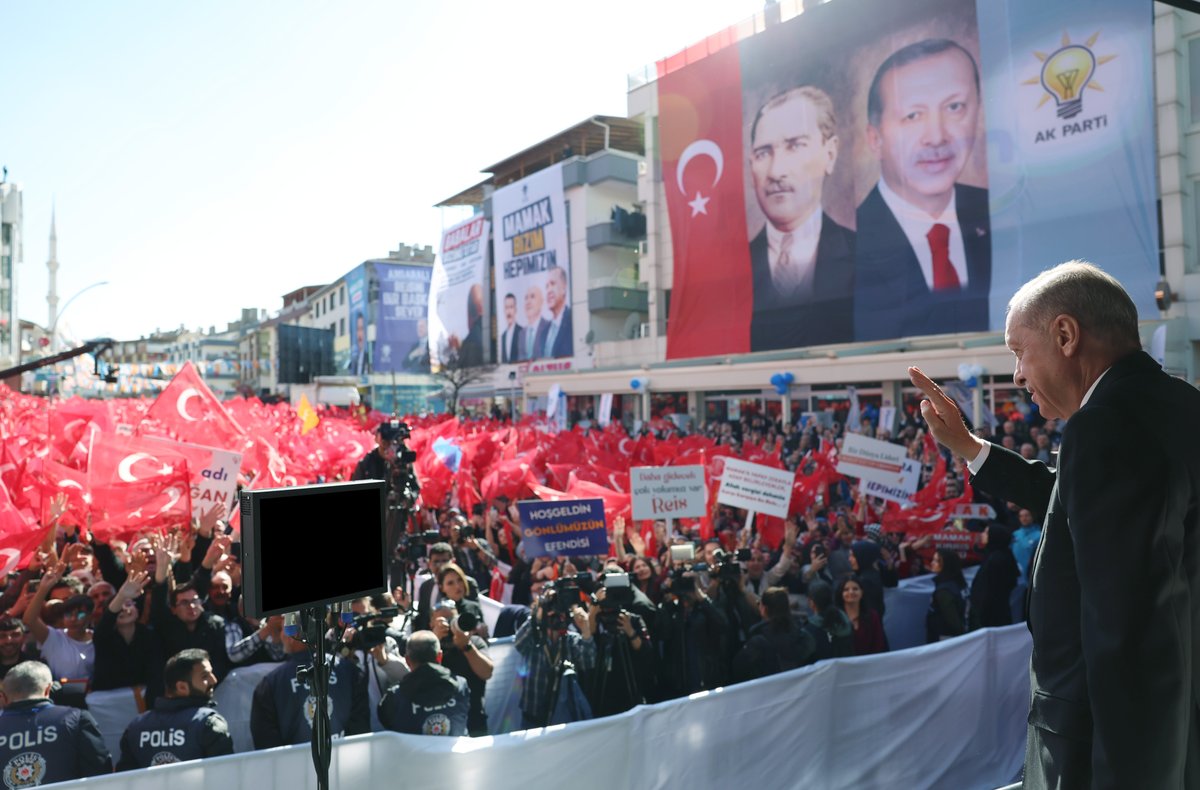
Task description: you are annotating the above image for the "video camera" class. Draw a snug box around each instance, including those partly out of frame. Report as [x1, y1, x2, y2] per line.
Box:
[348, 606, 401, 650]
[538, 574, 594, 628]
[395, 529, 442, 561]
[597, 571, 633, 611]
[711, 548, 752, 583]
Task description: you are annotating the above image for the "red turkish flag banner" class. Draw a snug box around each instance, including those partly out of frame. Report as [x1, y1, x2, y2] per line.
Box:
[659, 44, 753, 359]
[87, 435, 199, 538]
[140, 362, 245, 451]
[0, 484, 46, 575]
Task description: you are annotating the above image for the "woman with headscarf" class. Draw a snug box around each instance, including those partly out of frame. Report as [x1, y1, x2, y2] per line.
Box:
[849, 540, 887, 616]
[925, 549, 967, 643]
[968, 524, 1019, 630]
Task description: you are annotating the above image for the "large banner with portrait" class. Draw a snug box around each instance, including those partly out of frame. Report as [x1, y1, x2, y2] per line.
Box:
[492, 163, 574, 362]
[659, 0, 1156, 359]
[431, 216, 491, 369]
[345, 264, 369, 381]
[372, 262, 433, 374]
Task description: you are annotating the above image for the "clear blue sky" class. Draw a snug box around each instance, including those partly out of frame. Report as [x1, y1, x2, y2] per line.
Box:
[4, 0, 764, 342]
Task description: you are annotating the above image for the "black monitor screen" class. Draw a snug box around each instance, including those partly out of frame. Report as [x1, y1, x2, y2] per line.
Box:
[240, 480, 387, 618]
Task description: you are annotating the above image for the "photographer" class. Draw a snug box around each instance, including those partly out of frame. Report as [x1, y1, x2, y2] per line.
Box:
[654, 561, 730, 700]
[377, 631, 469, 736]
[411, 544, 478, 633]
[585, 568, 655, 716]
[339, 598, 409, 732]
[513, 579, 596, 729]
[732, 587, 818, 681]
[429, 596, 492, 736]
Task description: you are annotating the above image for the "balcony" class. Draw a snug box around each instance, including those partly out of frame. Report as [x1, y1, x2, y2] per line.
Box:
[588, 271, 648, 313]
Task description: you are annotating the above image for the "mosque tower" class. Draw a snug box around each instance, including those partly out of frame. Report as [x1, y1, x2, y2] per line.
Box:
[46, 205, 58, 331]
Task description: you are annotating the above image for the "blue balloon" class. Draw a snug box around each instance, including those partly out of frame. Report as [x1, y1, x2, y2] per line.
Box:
[774, 385, 788, 395]
[630, 378, 640, 390]
[769, 373, 782, 386]
[783, 372, 795, 384]
[966, 376, 978, 388]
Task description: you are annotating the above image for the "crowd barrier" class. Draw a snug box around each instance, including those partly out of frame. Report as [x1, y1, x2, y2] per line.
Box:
[65, 624, 1031, 790]
[883, 567, 979, 651]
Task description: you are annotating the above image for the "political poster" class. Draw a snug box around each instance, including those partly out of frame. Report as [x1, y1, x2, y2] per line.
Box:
[837, 433, 909, 488]
[658, 0, 1156, 358]
[861, 457, 921, 505]
[431, 216, 491, 369]
[373, 262, 433, 374]
[716, 458, 795, 519]
[630, 465, 707, 521]
[516, 498, 608, 557]
[345, 264, 369, 382]
[492, 163, 574, 362]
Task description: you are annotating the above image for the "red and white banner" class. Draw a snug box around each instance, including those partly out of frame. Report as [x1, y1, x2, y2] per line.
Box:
[660, 44, 752, 359]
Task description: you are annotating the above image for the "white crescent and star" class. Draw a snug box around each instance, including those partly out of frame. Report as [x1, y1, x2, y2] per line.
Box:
[177, 388, 201, 422]
[676, 139, 724, 218]
[118, 452, 156, 482]
[57, 479, 84, 491]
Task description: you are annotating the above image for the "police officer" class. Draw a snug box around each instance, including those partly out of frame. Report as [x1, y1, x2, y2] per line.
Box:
[250, 631, 369, 749]
[0, 661, 111, 784]
[377, 631, 469, 736]
[116, 649, 233, 770]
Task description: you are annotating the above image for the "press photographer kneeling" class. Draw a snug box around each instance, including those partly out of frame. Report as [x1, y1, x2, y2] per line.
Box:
[514, 575, 597, 729]
[655, 545, 732, 700]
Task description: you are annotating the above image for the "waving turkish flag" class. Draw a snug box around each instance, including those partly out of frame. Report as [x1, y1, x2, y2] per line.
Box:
[0, 484, 45, 575]
[87, 435, 200, 539]
[140, 362, 245, 451]
[659, 44, 752, 359]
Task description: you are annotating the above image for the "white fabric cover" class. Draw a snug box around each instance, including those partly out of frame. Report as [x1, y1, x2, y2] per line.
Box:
[63, 624, 1031, 790]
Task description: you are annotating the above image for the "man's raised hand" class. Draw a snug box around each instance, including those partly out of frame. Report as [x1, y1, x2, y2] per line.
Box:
[907, 366, 986, 460]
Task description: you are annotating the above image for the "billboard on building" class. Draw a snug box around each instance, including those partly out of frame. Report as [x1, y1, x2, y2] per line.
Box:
[492, 163, 574, 362]
[658, 0, 1157, 359]
[430, 215, 491, 369]
[345, 264, 369, 382]
[372, 262, 433, 374]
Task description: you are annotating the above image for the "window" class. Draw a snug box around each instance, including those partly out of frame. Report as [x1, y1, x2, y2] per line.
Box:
[340, 287, 346, 306]
[339, 317, 345, 336]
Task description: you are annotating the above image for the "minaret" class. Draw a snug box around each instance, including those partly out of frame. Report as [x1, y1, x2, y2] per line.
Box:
[46, 205, 59, 331]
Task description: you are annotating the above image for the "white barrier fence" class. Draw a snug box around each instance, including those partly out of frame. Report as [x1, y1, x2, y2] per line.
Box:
[64, 624, 1031, 790]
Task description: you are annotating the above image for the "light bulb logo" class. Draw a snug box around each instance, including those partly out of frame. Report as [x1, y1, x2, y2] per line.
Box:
[1042, 45, 1095, 119]
[1022, 31, 1116, 120]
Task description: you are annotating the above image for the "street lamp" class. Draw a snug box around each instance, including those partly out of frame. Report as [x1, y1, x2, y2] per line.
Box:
[51, 280, 109, 352]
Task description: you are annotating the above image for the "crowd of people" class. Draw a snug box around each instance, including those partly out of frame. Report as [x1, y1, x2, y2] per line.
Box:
[0, 410, 1050, 781]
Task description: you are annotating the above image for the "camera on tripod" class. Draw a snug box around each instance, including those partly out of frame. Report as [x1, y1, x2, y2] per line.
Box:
[395, 530, 442, 560]
[597, 571, 633, 611]
[380, 419, 417, 463]
[538, 574, 592, 627]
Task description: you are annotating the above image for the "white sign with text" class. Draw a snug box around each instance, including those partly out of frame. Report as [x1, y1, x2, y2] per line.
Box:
[630, 465, 707, 521]
[837, 433, 908, 487]
[862, 458, 920, 504]
[716, 458, 795, 519]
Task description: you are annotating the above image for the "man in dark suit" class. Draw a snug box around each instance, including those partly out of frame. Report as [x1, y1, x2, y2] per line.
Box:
[499, 292, 521, 364]
[535, 265, 572, 358]
[855, 38, 990, 341]
[910, 261, 1200, 788]
[747, 86, 854, 351]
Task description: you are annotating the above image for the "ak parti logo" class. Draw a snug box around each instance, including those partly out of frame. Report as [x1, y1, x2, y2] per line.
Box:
[1023, 31, 1116, 143]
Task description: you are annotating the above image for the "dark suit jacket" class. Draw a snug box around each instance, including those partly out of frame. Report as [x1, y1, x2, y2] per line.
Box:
[972, 351, 1200, 789]
[749, 213, 854, 351]
[853, 183, 990, 341]
[501, 325, 520, 364]
[535, 307, 572, 359]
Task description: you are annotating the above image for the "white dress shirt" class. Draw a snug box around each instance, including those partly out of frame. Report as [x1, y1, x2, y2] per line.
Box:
[766, 209, 823, 299]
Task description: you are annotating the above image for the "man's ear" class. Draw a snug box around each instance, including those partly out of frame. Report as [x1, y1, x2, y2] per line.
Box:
[1052, 314, 1081, 357]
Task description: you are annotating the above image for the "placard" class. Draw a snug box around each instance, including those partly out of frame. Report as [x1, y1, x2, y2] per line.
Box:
[145, 436, 242, 520]
[837, 433, 908, 487]
[715, 458, 795, 519]
[862, 458, 920, 505]
[516, 498, 608, 557]
[630, 465, 707, 521]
